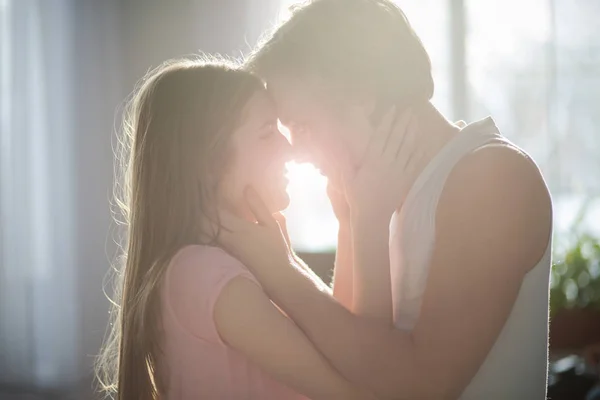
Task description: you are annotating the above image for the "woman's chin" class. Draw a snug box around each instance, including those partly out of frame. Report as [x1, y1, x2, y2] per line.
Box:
[264, 189, 290, 214]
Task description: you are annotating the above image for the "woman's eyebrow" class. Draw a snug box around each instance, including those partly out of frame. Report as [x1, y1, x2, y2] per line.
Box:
[260, 120, 276, 130]
[277, 116, 292, 126]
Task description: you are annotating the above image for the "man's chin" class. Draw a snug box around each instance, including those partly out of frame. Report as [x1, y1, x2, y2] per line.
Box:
[322, 168, 343, 189]
[315, 164, 331, 178]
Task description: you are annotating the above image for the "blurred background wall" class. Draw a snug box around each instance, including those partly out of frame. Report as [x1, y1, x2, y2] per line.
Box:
[1, 0, 599, 399]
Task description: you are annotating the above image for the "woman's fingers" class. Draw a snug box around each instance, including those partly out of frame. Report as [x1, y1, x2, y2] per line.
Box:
[385, 108, 414, 160]
[362, 106, 397, 161]
[376, 106, 397, 155]
[399, 114, 419, 161]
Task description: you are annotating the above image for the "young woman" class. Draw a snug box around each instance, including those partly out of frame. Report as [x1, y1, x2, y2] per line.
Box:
[96, 57, 377, 400]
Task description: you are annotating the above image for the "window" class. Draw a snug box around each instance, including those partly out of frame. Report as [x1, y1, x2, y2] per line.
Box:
[466, 0, 600, 235]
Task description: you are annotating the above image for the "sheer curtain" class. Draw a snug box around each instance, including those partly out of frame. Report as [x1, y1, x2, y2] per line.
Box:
[466, 0, 600, 235]
[0, 0, 79, 388]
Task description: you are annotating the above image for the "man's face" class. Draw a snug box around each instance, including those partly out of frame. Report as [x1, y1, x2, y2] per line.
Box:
[266, 76, 371, 188]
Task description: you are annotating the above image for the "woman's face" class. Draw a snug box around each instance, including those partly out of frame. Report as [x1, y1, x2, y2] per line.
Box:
[218, 89, 292, 219]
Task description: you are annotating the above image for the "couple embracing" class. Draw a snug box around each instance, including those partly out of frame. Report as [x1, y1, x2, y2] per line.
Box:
[98, 1, 552, 399]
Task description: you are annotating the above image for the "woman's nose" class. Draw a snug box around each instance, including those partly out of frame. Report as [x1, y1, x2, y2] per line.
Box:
[291, 145, 312, 163]
[275, 132, 296, 162]
[285, 135, 313, 163]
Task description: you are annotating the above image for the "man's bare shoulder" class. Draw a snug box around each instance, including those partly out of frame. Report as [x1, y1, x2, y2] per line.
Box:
[436, 142, 552, 273]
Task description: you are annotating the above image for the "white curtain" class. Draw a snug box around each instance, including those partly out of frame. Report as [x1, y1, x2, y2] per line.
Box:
[0, 0, 79, 388]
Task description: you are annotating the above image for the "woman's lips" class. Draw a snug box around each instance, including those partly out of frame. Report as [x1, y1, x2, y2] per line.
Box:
[315, 162, 332, 177]
[273, 171, 289, 186]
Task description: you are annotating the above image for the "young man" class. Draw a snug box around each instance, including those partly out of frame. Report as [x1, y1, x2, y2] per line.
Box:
[221, 1, 553, 398]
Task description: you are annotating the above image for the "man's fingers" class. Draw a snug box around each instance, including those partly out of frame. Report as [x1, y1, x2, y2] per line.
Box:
[245, 186, 278, 228]
[273, 212, 291, 245]
[216, 209, 249, 233]
[213, 216, 241, 253]
[272, 212, 287, 229]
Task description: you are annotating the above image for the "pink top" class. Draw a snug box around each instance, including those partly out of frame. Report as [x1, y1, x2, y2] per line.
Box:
[158, 245, 305, 399]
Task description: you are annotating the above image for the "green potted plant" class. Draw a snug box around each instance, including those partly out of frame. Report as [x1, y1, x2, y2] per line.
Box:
[550, 231, 600, 350]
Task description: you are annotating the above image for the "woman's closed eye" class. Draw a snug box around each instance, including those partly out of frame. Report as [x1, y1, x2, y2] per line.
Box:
[259, 124, 279, 140]
[288, 123, 311, 144]
[292, 122, 309, 134]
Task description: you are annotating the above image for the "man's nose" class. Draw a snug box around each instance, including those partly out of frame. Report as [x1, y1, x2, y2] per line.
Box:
[287, 133, 313, 162]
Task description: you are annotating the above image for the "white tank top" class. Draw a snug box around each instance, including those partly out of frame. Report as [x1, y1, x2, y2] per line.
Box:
[389, 117, 551, 400]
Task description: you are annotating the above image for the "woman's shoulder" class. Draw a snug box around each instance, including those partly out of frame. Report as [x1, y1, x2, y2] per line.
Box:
[167, 244, 257, 289]
[173, 244, 238, 264]
[163, 245, 260, 343]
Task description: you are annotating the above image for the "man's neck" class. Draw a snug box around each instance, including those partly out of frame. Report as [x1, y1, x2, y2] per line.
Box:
[412, 101, 461, 176]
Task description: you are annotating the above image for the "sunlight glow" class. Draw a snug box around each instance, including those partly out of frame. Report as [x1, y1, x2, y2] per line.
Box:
[278, 120, 292, 143]
[278, 120, 338, 252]
[284, 162, 338, 252]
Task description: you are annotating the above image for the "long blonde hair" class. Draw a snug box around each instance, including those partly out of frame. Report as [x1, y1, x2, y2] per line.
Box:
[96, 56, 264, 400]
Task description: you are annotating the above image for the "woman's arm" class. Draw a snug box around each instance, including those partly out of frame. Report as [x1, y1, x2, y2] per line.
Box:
[294, 256, 332, 294]
[214, 276, 376, 400]
[275, 212, 332, 294]
[351, 215, 393, 323]
[340, 107, 414, 322]
[326, 181, 355, 310]
[332, 223, 354, 309]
